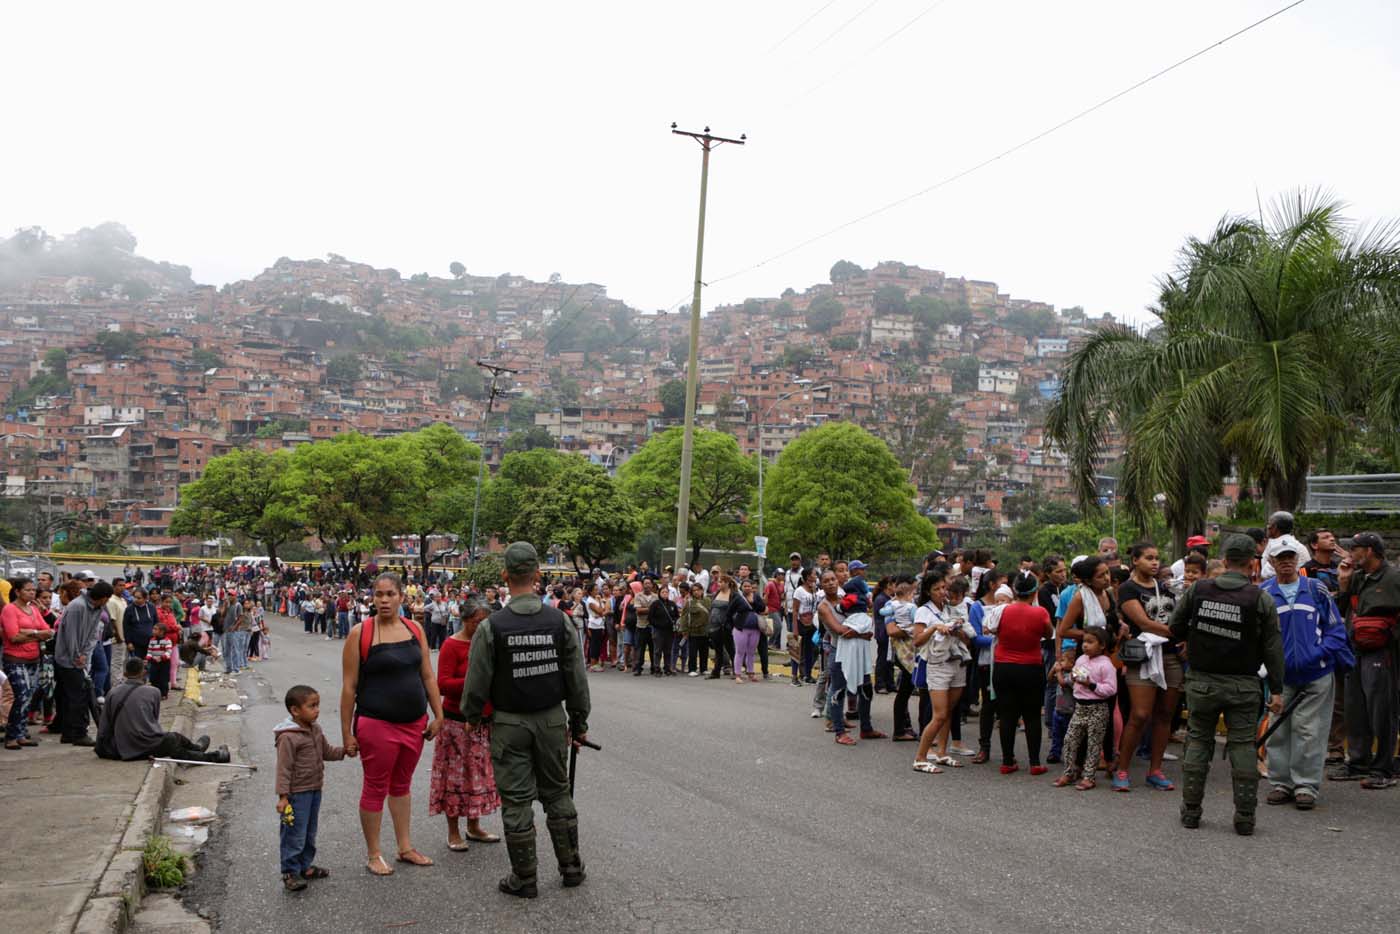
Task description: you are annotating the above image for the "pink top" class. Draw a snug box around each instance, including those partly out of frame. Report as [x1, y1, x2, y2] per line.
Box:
[1072, 653, 1118, 701]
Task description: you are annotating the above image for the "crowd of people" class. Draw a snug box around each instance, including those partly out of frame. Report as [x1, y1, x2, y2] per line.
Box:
[4, 509, 1395, 894]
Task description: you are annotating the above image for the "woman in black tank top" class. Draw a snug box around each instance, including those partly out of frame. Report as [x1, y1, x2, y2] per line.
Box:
[340, 573, 445, 876]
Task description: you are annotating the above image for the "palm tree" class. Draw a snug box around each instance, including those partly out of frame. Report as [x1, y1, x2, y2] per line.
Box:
[1048, 190, 1400, 550]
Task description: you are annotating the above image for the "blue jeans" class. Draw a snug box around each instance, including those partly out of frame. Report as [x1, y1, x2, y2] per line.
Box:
[279, 790, 322, 874]
[337, 612, 351, 639]
[224, 631, 249, 673]
[91, 643, 111, 697]
[1049, 707, 1073, 757]
[827, 661, 873, 735]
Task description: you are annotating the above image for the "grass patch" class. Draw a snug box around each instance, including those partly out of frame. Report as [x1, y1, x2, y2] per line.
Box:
[142, 836, 189, 889]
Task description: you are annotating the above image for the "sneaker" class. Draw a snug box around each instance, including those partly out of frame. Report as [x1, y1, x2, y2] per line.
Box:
[1327, 765, 1365, 782]
[950, 746, 976, 757]
[688, 671, 700, 678]
[1111, 771, 1131, 792]
[1162, 751, 1179, 761]
[810, 709, 821, 719]
[1045, 753, 1062, 765]
[1360, 776, 1396, 790]
[1145, 771, 1175, 791]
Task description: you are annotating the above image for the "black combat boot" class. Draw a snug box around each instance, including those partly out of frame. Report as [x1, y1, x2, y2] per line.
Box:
[546, 816, 586, 887]
[499, 828, 538, 898]
[1232, 771, 1259, 836]
[1179, 764, 1206, 829]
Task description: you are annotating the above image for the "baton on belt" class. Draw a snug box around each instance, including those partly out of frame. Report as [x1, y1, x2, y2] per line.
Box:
[568, 737, 602, 797]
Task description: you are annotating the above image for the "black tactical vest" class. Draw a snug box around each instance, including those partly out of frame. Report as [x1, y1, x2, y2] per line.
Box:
[488, 603, 568, 713]
[1185, 578, 1263, 676]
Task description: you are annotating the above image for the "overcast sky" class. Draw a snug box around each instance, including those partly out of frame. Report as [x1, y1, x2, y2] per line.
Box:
[3, 1, 1396, 323]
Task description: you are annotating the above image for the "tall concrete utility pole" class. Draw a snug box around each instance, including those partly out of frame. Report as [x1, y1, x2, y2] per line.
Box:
[671, 124, 744, 570]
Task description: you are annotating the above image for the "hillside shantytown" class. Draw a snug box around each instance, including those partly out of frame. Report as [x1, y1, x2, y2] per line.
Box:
[0, 224, 1130, 557]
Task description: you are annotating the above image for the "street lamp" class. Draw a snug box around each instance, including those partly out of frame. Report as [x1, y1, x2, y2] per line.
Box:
[757, 382, 830, 537]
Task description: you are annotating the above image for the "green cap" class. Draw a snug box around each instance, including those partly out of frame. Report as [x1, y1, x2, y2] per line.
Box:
[503, 541, 540, 576]
[1221, 534, 1257, 561]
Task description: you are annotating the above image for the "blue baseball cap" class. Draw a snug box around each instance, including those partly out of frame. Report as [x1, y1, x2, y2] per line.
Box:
[848, 560, 867, 571]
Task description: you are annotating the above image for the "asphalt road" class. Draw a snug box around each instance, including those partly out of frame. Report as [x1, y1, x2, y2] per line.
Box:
[186, 614, 1397, 934]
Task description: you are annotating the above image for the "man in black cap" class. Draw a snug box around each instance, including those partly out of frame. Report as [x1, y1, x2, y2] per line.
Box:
[1335, 531, 1400, 788]
[462, 542, 591, 898]
[1169, 533, 1284, 835]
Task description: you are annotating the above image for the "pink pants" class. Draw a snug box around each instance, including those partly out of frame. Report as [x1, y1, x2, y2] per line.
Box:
[356, 715, 427, 812]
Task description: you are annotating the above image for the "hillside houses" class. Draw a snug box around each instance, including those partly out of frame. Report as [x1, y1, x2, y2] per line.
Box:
[0, 246, 1121, 554]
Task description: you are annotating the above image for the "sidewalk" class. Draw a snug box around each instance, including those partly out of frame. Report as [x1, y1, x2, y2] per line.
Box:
[0, 676, 228, 933]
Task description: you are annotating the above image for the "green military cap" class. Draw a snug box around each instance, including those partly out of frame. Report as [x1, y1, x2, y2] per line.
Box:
[503, 541, 540, 576]
[1221, 534, 1257, 561]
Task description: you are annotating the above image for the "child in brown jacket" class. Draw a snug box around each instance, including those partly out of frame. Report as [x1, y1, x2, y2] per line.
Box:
[274, 684, 352, 891]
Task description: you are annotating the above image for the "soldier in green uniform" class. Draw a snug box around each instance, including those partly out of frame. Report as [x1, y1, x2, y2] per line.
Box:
[462, 542, 591, 898]
[1169, 534, 1285, 835]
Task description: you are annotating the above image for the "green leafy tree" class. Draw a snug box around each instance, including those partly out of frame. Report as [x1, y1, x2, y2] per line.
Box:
[439, 366, 485, 400]
[284, 433, 406, 576]
[829, 335, 858, 351]
[511, 460, 640, 571]
[874, 285, 909, 315]
[191, 347, 223, 370]
[781, 345, 816, 369]
[94, 330, 142, 358]
[805, 296, 844, 334]
[449, 260, 466, 278]
[618, 427, 758, 564]
[325, 354, 362, 385]
[659, 380, 687, 419]
[505, 396, 542, 431]
[169, 449, 303, 567]
[761, 422, 938, 561]
[390, 424, 482, 580]
[948, 355, 980, 393]
[504, 426, 557, 453]
[829, 260, 864, 283]
[1048, 189, 1400, 551]
[476, 449, 579, 542]
[43, 347, 68, 379]
[877, 394, 967, 510]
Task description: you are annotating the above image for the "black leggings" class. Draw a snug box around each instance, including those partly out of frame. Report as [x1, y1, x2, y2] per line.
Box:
[992, 662, 1045, 767]
[687, 635, 711, 672]
[586, 628, 606, 663]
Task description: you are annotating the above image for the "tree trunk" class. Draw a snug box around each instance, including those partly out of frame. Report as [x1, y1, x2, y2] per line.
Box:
[418, 532, 431, 584]
[690, 539, 703, 569]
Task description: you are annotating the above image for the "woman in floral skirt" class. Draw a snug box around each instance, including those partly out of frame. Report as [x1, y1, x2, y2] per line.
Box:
[430, 596, 501, 850]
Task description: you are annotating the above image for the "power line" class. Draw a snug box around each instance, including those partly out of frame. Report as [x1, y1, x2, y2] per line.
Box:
[767, 0, 842, 53]
[786, 0, 954, 107]
[810, 0, 883, 52]
[710, 0, 1311, 288]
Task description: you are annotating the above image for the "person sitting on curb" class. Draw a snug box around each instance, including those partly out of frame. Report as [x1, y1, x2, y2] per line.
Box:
[96, 657, 230, 763]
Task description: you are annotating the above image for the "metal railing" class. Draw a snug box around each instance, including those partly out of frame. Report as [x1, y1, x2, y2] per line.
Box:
[1304, 474, 1400, 515]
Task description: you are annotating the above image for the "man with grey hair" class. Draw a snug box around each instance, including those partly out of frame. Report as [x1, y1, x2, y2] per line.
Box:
[1261, 510, 1310, 580]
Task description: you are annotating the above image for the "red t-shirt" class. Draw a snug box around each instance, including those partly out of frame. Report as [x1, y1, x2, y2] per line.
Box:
[1, 602, 51, 662]
[436, 635, 490, 718]
[993, 602, 1050, 666]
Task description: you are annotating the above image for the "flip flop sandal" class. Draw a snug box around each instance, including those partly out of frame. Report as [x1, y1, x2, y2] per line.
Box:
[934, 755, 964, 767]
[396, 849, 434, 866]
[366, 856, 394, 876]
[466, 831, 501, 843]
[1075, 777, 1097, 791]
[834, 733, 857, 746]
[447, 841, 471, 852]
[301, 866, 330, 879]
[912, 760, 943, 774]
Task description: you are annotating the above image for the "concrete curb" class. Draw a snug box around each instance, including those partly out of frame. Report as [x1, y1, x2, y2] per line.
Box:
[70, 697, 199, 934]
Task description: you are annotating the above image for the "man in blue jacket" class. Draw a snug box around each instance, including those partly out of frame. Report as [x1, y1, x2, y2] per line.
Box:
[1262, 540, 1354, 810]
